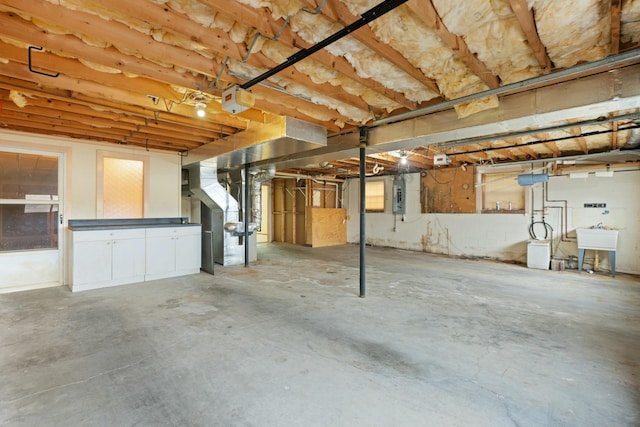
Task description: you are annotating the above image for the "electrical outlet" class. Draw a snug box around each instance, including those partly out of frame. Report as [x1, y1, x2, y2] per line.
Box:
[584, 203, 606, 208]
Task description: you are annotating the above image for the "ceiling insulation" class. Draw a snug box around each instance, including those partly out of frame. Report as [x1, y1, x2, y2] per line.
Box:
[0, 0, 637, 174]
[533, 0, 610, 67]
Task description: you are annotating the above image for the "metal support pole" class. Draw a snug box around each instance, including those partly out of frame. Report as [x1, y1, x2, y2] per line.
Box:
[359, 127, 368, 298]
[244, 163, 250, 267]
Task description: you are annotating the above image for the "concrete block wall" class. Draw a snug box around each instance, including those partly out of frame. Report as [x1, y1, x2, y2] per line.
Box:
[345, 169, 640, 275]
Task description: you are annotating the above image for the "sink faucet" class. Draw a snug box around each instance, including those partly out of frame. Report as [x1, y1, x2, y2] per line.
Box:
[594, 222, 604, 229]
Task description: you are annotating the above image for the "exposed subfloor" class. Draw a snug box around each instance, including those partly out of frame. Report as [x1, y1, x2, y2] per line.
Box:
[1, 243, 639, 426]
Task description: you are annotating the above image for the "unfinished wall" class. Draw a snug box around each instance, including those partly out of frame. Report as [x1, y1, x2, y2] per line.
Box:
[345, 170, 640, 275]
[421, 166, 476, 213]
[272, 178, 306, 245]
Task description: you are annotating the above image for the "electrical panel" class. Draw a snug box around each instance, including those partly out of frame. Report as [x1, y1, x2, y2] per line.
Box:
[393, 175, 406, 215]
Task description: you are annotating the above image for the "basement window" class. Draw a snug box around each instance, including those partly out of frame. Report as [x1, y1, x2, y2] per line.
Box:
[481, 172, 525, 213]
[365, 180, 385, 213]
[97, 151, 149, 219]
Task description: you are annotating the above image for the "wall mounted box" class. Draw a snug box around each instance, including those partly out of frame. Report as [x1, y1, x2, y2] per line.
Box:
[222, 85, 255, 114]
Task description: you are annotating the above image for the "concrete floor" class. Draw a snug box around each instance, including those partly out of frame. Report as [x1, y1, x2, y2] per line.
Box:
[1, 243, 639, 426]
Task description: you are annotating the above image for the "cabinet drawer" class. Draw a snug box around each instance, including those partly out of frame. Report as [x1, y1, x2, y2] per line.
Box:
[145, 227, 179, 238]
[73, 228, 146, 242]
[145, 225, 201, 238]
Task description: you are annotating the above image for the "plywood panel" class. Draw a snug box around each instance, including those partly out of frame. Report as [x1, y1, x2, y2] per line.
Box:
[422, 166, 475, 213]
[308, 208, 347, 248]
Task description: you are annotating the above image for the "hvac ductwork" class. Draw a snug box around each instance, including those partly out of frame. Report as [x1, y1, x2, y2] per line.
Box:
[185, 161, 245, 266]
[250, 165, 276, 231]
[624, 125, 640, 149]
[183, 117, 324, 266]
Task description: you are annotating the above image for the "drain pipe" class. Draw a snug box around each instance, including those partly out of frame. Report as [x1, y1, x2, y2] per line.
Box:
[359, 127, 368, 298]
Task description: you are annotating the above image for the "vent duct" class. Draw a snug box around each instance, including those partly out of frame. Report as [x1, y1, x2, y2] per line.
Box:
[250, 165, 276, 230]
[624, 125, 640, 149]
[185, 116, 327, 167]
[185, 161, 246, 266]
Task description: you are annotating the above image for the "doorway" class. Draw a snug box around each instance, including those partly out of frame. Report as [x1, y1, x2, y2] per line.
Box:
[0, 149, 64, 292]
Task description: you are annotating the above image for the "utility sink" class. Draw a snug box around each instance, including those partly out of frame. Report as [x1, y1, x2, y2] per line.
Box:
[576, 228, 619, 277]
[576, 228, 619, 251]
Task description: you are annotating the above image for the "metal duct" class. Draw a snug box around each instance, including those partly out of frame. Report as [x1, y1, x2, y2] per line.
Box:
[250, 165, 275, 231]
[185, 161, 245, 266]
[185, 116, 327, 167]
[624, 126, 640, 149]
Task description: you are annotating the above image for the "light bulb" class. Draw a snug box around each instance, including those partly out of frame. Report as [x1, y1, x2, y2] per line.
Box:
[195, 102, 206, 117]
[399, 151, 408, 165]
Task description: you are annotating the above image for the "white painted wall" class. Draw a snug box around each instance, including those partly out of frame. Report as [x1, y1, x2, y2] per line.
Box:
[345, 169, 640, 275]
[0, 130, 182, 291]
[0, 130, 181, 219]
[541, 171, 640, 274]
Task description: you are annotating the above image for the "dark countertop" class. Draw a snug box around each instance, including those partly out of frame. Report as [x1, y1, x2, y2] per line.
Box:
[68, 217, 201, 231]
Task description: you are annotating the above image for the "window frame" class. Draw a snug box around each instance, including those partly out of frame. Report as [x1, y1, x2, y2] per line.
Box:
[96, 150, 150, 219]
[476, 165, 528, 214]
[364, 179, 385, 213]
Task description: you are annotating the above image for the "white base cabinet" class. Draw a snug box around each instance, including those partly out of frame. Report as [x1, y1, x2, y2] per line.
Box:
[69, 229, 146, 292]
[68, 225, 201, 292]
[145, 226, 201, 281]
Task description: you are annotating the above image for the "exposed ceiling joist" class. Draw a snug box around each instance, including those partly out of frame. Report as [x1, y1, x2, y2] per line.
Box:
[0, 0, 637, 177]
[508, 0, 553, 71]
[406, 0, 500, 88]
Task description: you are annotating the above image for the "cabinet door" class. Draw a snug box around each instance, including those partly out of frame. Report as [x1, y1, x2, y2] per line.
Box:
[145, 234, 176, 277]
[73, 240, 112, 285]
[175, 232, 201, 272]
[112, 237, 146, 281]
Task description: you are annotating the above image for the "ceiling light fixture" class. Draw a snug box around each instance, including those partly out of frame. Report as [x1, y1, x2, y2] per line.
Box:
[399, 150, 408, 166]
[195, 102, 206, 118]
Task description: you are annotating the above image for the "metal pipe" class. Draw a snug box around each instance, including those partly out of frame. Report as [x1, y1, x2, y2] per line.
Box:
[240, 0, 407, 90]
[311, 179, 340, 208]
[373, 50, 640, 127]
[442, 115, 640, 151]
[244, 163, 250, 267]
[544, 179, 572, 243]
[359, 127, 368, 298]
[275, 172, 346, 183]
